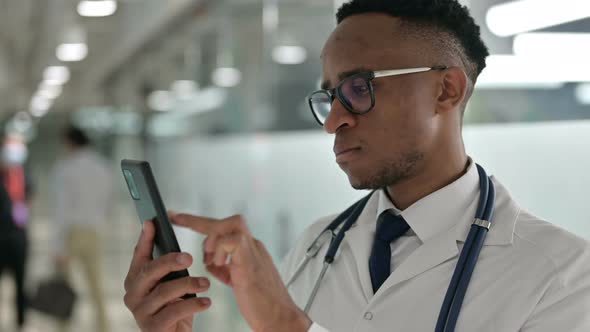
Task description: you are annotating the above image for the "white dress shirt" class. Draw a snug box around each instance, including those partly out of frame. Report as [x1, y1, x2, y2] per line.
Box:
[52, 149, 113, 255]
[281, 160, 590, 332]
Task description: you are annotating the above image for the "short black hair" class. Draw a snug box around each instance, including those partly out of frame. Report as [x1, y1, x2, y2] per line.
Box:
[336, 0, 489, 88]
[64, 125, 90, 147]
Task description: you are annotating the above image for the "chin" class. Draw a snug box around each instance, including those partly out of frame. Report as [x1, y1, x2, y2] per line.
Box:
[343, 167, 380, 190]
[343, 163, 406, 190]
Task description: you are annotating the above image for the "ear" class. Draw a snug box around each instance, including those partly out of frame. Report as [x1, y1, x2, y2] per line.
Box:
[436, 67, 468, 114]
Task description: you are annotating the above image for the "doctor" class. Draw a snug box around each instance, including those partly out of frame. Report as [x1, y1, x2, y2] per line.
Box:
[123, 0, 590, 331]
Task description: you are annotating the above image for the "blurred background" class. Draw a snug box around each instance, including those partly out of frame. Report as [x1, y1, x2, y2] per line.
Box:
[0, 0, 589, 331]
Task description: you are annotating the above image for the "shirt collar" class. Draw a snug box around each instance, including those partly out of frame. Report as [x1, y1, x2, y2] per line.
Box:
[376, 158, 480, 243]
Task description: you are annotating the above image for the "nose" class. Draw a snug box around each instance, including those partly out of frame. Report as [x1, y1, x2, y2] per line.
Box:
[323, 99, 358, 134]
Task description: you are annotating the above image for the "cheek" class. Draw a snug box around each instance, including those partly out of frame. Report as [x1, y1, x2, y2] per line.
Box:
[367, 86, 437, 153]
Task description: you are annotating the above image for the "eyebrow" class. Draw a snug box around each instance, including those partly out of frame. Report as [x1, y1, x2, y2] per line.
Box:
[321, 67, 372, 90]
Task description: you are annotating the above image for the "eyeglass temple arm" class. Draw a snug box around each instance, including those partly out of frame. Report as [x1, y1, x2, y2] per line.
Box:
[373, 66, 448, 78]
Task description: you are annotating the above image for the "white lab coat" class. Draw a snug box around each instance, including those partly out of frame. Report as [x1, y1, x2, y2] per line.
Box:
[280, 166, 590, 331]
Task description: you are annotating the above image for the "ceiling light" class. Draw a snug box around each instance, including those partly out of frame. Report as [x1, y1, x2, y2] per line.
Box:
[475, 55, 581, 89]
[77, 0, 117, 17]
[147, 90, 173, 112]
[56, 43, 88, 62]
[175, 87, 227, 113]
[575, 83, 590, 105]
[513, 33, 590, 60]
[43, 66, 70, 85]
[11, 112, 33, 134]
[212, 67, 241, 88]
[171, 80, 198, 100]
[272, 45, 307, 65]
[486, 0, 590, 37]
[30, 95, 52, 117]
[37, 82, 63, 99]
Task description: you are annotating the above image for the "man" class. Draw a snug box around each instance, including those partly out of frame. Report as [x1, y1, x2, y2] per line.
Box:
[123, 0, 590, 331]
[52, 126, 112, 332]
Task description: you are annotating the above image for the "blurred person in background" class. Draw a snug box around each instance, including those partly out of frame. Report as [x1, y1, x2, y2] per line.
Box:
[51, 125, 112, 332]
[0, 135, 34, 331]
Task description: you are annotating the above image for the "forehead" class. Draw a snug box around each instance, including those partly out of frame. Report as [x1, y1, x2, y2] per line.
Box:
[321, 14, 427, 80]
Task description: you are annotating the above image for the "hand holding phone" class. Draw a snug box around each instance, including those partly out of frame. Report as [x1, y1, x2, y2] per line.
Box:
[121, 159, 196, 297]
[121, 160, 212, 331]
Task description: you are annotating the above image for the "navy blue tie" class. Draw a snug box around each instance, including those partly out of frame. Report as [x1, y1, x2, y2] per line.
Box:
[369, 211, 410, 293]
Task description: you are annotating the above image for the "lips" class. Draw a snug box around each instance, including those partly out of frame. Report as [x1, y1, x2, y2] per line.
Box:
[333, 146, 361, 156]
[333, 144, 362, 164]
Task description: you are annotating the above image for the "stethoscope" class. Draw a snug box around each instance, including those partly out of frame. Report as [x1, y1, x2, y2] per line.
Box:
[285, 164, 496, 332]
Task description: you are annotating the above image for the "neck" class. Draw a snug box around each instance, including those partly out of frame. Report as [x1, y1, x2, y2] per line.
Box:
[385, 150, 469, 210]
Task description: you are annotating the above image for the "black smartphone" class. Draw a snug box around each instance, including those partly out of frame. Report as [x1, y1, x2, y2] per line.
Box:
[121, 159, 195, 299]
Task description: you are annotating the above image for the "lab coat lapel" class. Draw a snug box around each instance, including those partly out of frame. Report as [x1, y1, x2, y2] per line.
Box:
[375, 228, 459, 297]
[342, 221, 375, 302]
[340, 193, 380, 302]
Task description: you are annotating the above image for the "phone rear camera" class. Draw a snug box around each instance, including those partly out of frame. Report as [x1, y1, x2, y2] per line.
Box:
[123, 169, 141, 200]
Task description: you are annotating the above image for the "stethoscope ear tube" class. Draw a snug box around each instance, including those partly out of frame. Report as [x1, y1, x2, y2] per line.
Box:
[324, 192, 374, 262]
[435, 225, 480, 332]
[444, 224, 488, 331]
[300, 191, 375, 312]
[285, 193, 372, 289]
[304, 261, 331, 314]
[435, 173, 496, 332]
[474, 165, 490, 220]
[304, 192, 374, 313]
[285, 230, 334, 288]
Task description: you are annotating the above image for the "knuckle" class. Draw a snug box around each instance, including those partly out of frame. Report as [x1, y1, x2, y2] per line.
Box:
[163, 252, 179, 265]
[234, 214, 246, 224]
[227, 214, 243, 226]
[123, 292, 134, 309]
[138, 264, 150, 278]
[124, 271, 138, 291]
[142, 317, 158, 332]
[123, 276, 130, 291]
[183, 277, 195, 290]
[151, 283, 163, 298]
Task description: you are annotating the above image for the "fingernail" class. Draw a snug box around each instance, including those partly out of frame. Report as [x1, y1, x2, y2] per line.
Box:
[177, 253, 190, 265]
[198, 278, 210, 288]
[199, 298, 211, 306]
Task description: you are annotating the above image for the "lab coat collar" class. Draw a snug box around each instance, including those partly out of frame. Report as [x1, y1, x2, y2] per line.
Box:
[376, 158, 479, 243]
[342, 159, 520, 301]
[375, 175, 520, 298]
[374, 159, 518, 246]
[453, 175, 519, 245]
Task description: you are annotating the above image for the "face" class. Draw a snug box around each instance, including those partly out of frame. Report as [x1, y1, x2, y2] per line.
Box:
[320, 14, 449, 190]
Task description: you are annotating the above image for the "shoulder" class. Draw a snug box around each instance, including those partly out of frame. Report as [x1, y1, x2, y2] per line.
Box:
[513, 208, 590, 284]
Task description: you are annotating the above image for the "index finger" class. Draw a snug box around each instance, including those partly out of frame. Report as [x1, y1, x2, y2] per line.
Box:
[127, 219, 156, 280]
[171, 213, 248, 236]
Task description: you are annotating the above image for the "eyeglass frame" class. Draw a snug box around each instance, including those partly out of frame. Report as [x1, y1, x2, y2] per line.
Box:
[307, 65, 449, 126]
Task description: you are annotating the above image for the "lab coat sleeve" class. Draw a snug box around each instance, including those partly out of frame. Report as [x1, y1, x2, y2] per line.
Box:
[520, 245, 590, 331]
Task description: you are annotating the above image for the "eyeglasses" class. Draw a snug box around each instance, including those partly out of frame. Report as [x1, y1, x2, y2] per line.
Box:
[307, 66, 448, 126]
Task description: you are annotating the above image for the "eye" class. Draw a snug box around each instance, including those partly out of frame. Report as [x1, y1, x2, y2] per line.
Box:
[346, 77, 370, 97]
[352, 84, 369, 95]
